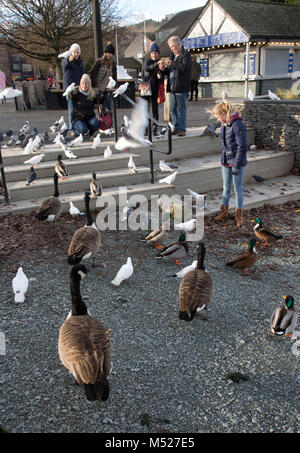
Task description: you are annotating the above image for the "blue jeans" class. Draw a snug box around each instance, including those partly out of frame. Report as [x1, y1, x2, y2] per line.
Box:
[169, 92, 188, 131]
[73, 117, 100, 136]
[67, 98, 74, 131]
[221, 165, 245, 209]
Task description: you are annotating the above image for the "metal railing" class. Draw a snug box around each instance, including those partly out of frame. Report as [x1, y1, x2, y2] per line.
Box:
[0, 146, 9, 204]
[114, 93, 172, 184]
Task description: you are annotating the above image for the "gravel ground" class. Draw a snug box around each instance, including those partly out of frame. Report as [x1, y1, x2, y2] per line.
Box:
[0, 201, 300, 434]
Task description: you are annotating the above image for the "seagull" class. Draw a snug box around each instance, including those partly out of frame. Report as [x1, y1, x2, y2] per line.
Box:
[128, 155, 136, 173]
[115, 98, 152, 150]
[24, 153, 45, 166]
[64, 148, 78, 159]
[170, 260, 198, 278]
[63, 82, 76, 97]
[58, 49, 72, 59]
[174, 218, 197, 232]
[69, 133, 83, 147]
[252, 175, 265, 183]
[26, 166, 37, 186]
[158, 171, 177, 185]
[250, 144, 256, 151]
[104, 145, 112, 159]
[23, 138, 35, 155]
[268, 90, 280, 101]
[186, 189, 207, 206]
[69, 202, 83, 217]
[91, 133, 101, 150]
[201, 123, 219, 137]
[159, 160, 175, 172]
[12, 267, 29, 303]
[107, 76, 116, 89]
[0, 87, 23, 100]
[113, 82, 129, 98]
[20, 121, 30, 134]
[111, 257, 133, 286]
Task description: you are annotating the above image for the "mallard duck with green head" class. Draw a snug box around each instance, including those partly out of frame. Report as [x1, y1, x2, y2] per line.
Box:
[251, 217, 283, 246]
[269, 295, 297, 338]
[179, 242, 214, 321]
[155, 232, 188, 266]
[225, 238, 257, 274]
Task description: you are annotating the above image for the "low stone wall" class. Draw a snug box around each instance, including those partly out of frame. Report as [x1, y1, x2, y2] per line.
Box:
[233, 100, 300, 168]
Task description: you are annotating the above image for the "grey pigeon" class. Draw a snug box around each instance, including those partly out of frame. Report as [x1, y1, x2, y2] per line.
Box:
[43, 131, 50, 144]
[201, 123, 220, 137]
[0, 133, 4, 142]
[5, 129, 14, 138]
[26, 166, 37, 186]
[252, 175, 265, 183]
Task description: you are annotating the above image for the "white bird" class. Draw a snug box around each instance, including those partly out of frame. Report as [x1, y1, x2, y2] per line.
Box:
[250, 144, 256, 151]
[91, 133, 101, 150]
[60, 122, 68, 133]
[115, 98, 152, 150]
[159, 160, 174, 172]
[113, 82, 128, 98]
[123, 115, 131, 128]
[69, 133, 83, 147]
[69, 202, 82, 217]
[174, 218, 197, 232]
[107, 76, 116, 89]
[171, 260, 198, 278]
[23, 138, 34, 155]
[248, 90, 254, 101]
[120, 200, 135, 222]
[187, 189, 207, 206]
[12, 267, 29, 303]
[128, 155, 136, 173]
[63, 82, 76, 97]
[54, 133, 65, 145]
[20, 121, 30, 134]
[0, 87, 23, 100]
[24, 153, 45, 166]
[104, 145, 112, 159]
[168, 122, 174, 132]
[268, 90, 280, 101]
[58, 49, 72, 59]
[31, 135, 42, 151]
[64, 148, 78, 159]
[158, 170, 177, 185]
[49, 124, 59, 134]
[111, 257, 133, 286]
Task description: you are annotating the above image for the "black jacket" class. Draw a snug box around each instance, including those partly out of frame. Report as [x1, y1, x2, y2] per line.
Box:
[144, 58, 164, 92]
[69, 87, 97, 123]
[61, 57, 85, 91]
[164, 47, 192, 93]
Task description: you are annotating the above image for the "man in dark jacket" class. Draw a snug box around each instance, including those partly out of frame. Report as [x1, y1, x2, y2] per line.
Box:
[188, 56, 201, 101]
[159, 36, 192, 136]
[61, 43, 85, 134]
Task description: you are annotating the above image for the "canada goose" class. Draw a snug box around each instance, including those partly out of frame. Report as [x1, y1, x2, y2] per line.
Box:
[67, 192, 102, 267]
[178, 242, 214, 321]
[269, 295, 298, 337]
[251, 217, 283, 246]
[36, 173, 62, 223]
[90, 173, 102, 199]
[58, 264, 112, 401]
[225, 238, 257, 274]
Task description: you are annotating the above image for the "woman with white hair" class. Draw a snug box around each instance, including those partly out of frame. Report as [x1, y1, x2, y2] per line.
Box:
[61, 43, 85, 135]
[67, 74, 99, 137]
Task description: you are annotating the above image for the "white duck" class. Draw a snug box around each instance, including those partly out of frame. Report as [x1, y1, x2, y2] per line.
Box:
[12, 267, 29, 303]
[111, 257, 133, 286]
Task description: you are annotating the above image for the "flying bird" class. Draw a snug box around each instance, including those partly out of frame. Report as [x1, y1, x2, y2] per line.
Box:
[63, 82, 76, 97]
[113, 82, 129, 98]
[158, 170, 177, 185]
[58, 48, 72, 59]
[111, 257, 133, 286]
[26, 166, 37, 186]
[91, 133, 101, 150]
[24, 153, 45, 166]
[12, 267, 29, 303]
[0, 87, 23, 100]
[201, 123, 219, 137]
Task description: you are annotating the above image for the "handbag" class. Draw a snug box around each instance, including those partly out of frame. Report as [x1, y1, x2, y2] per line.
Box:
[98, 110, 112, 130]
[139, 81, 152, 97]
[157, 81, 165, 104]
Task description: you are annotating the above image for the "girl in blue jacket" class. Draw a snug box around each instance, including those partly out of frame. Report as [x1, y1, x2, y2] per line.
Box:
[212, 99, 247, 227]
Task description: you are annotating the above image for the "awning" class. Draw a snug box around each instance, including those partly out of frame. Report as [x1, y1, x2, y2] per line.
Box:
[182, 31, 249, 49]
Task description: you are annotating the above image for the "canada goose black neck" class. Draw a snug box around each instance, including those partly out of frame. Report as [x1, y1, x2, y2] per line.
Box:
[196, 242, 206, 270]
[53, 173, 59, 198]
[84, 192, 93, 226]
[69, 265, 88, 316]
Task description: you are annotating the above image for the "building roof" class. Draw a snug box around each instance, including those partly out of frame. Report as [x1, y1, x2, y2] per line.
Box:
[118, 57, 142, 70]
[214, 0, 300, 40]
[157, 7, 203, 57]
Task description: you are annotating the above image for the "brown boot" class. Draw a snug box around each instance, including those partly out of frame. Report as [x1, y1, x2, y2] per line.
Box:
[235, 208, 243, 227]
[215, 205, 228, 221]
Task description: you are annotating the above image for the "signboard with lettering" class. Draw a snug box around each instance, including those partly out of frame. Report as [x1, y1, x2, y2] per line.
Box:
[182, 31, 249, 49]
[244, 53, 256, 75]
[200, 58, 209, 77]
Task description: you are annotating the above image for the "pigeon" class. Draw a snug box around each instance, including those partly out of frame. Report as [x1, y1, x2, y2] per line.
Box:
[91, 133, 101, 149]
[26, 166, 37, 186]
[111, 257, 133, 286]
[0, 87, 22, 100]
[57, 116, 65, 126]
[60, 122, 68, 133]
[115, 98, 152, 150]
[250, 144, 256, 151]
[128, 155, 136, 173]
[90, 173, 102, 199]
[17, 132, 26, 143]
[49, 124, 59, 134]
[63, 82, 76, 97]
[69, 133, 83, 147]
[120, 201, 135, 222]
[170, 260, 198, 278]
[159, 160, 175, 172]
[64, 148, 78, 159]
[29, 127, 38, 138]
[58, 49, 72, 59]
[69, 202, 82, 217]
[174, 218, 197, 232]
[113, 82, 129, 98]
[252, 175, 265, 183]
[12, 267, 29, 303]
[104, 145, 112, 159]
[20, 121, 30, 134]
[107, 76, 116, 89]
[54, 133, 66, 145]
[24, 153, 45, 166]
[123, 115, 131, 128]
[6, 138, 16, 147]
[186, 189, 207, 207]
[5, 129, 13, 138]
[158, 171, 177, 185]
[43, 131, 50, 144]
[268, 90, 280, 101]
[201, 123, 219, 137]
[156, 127, 167, 139]
[31, 135, 42, 152]
[23, 138, 35, 155]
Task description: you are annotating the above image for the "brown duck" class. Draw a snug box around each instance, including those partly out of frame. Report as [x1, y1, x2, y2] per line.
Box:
[179, 242, 214, 321]
[251, 217, 283, 246]
[58, 265, 112, 402]
[225, 238, 257, 274]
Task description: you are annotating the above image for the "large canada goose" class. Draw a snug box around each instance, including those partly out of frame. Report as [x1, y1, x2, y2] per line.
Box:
[178, 242, 214, 321]
[269, 295, 298, 337]
[67, 191, 102, 267]
[36, 173, 62, 223]
[251, 217, 283, 246]
[58, 264, 112, 402]
[225, 238, 257, 274]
